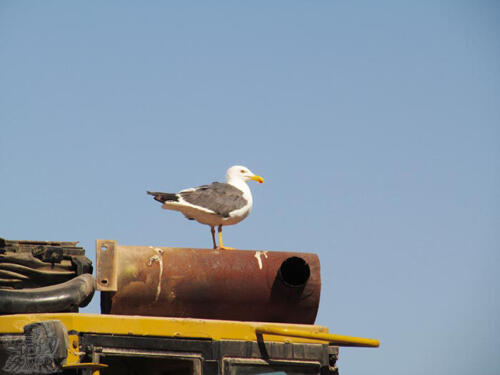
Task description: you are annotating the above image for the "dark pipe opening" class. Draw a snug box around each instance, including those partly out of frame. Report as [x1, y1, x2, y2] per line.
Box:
[279, 257, 310, 287]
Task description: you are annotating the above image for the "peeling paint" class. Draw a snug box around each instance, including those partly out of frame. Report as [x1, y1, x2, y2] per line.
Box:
[147, 247, 164, 302]
[254, 251, 268, 270]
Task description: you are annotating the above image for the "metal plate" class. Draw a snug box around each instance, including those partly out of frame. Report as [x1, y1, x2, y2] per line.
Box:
[96, 240, 118, 292]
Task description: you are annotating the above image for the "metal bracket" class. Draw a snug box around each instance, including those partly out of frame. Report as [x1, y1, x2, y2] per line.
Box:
[96, 240, 118, 291]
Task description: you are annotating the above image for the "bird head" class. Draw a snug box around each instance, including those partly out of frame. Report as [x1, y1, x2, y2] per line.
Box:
[226, 165, 264, 184]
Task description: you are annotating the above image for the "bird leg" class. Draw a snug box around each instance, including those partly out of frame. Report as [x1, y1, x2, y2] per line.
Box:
[211, 226, 217, 249]
[217, 225, 235, 250]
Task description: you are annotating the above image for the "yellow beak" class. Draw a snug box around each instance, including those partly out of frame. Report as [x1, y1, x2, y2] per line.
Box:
[250, 175, 264, 184]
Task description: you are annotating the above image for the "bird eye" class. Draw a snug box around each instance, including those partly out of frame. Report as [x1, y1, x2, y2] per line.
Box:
[240, 169, 245, 173]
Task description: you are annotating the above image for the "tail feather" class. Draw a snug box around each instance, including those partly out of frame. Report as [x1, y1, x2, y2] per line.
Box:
[147, 191, 179, 203]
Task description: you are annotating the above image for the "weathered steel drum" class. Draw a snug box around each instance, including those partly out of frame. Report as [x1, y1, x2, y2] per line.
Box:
[97, 240, 321, 324]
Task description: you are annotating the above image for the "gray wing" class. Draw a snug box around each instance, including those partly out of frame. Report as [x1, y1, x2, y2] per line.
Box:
[180, 182, 247, 218]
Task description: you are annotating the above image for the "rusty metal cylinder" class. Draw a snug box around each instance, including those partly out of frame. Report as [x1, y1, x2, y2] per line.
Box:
[97, 240, 321, 324]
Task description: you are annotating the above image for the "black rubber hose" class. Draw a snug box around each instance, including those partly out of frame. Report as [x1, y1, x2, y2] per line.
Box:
[0, 273, 95, 314]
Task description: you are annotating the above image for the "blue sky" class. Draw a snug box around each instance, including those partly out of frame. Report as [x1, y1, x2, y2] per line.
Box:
[1, 2, 499, 374]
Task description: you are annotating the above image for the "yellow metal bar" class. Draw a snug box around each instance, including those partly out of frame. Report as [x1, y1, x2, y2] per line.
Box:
[0, 313, 329, 344]
[255, 325, 379, 348]
[62, 363, 108, 369]
[0, 313, 378, 347]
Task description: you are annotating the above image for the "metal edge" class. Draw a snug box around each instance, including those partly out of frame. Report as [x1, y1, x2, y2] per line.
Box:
[96, 240, 117, 291]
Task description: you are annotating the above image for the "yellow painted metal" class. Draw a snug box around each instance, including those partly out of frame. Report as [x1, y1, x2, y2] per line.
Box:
[63, 362, 108, 375]
[256, 325, 380, 347]
[62, 363, 108, 369]
[66, 334, 82, 365]
[0, 313, 379, 347]
[0, 313, 329, 344]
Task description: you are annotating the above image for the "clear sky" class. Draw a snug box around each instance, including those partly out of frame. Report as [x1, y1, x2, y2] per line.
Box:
[1, 2, 499, 374]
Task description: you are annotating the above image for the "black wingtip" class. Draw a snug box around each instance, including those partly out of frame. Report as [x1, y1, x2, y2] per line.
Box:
[147, 191, 179, 203]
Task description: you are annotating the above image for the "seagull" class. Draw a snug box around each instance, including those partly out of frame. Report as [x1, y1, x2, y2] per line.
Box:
[147, 165, 264, 250]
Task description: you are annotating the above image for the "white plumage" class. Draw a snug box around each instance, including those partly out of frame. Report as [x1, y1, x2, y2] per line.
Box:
[147, 165, 264, 249]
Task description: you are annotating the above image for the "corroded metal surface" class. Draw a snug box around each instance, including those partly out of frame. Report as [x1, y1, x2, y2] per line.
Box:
[97, 240, 321, 324]
[96, 240, 117, 292]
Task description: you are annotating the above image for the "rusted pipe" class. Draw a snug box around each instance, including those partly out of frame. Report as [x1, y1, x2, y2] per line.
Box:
[97, 240, 321, 324]
[0, 273, 96, 314]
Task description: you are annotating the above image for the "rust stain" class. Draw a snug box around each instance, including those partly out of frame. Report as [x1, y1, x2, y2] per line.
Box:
[99, 242, 321, 324]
